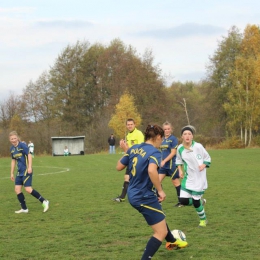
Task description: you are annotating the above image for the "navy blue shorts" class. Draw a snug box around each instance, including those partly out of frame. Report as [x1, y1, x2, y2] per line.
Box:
[15, 174, 33, 187]
[131, 201, 166, 226]
[158, 167, 180, 180]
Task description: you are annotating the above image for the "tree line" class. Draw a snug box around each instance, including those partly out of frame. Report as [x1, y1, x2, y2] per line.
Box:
[0, 25, 260, 156]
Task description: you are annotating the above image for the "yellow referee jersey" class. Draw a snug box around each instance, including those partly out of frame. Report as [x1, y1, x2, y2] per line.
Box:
[126, 128, 144, 148]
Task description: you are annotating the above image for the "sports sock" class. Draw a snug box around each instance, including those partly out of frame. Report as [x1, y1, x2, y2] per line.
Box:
[17, 192, 27, 209]
[31, 189, 45, 203]
[175, 185, 181, 202]
[119, 181, 129, 199]
[141, 236, 162, 260]
[165, 223, 176, 242]
[194, 200, 206, 220]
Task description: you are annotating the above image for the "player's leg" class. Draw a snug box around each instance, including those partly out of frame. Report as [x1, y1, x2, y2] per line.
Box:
[171, 168, 183, 207]
[138, 202, 166, 259]
[179, 188, 193, 206]
[24, 174, 49, 212]
[14, 177, 28, 213]
[113, 167, 129, 202]
[192, 194, 207, 227]
[120, 174, 129, 199]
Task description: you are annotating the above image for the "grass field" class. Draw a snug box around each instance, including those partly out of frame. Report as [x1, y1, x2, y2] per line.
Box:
[0, 149, 259, 260]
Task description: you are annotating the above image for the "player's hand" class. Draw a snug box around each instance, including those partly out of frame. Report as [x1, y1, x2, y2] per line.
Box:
[199, 164, 206, 171]
[179, 170, 184, 179]
[160, 160, 165, 167]
[157, 190, 166, 202]
[27, 167, 32, 174]
[120, 139, 129, 152]
[10, 174, 14, 182]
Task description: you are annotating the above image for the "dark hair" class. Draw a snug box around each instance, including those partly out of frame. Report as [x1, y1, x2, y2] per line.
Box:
[144, 124, 164, 141]
[126, 118, 135, 124]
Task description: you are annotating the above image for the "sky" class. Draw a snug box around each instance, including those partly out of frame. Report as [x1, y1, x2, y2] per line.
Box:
[1, 0, 260, 101]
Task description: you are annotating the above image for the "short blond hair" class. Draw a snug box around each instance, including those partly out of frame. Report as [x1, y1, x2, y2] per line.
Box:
[9, 131, 19, 137]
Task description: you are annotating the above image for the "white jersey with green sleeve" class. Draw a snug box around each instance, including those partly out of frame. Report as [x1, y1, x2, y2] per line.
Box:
[176, 141, 211, 192]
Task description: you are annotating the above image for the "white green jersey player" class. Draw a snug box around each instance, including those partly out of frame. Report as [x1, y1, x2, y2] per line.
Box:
[176, 125, 211, 227]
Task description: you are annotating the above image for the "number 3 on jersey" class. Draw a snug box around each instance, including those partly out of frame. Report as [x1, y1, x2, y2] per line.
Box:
[131, 157, 138, 176]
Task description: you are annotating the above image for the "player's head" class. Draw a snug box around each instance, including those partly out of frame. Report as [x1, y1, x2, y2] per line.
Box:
[181, 125, 196, 144]
[144, 124, 164, 148]
[181, 125, 196, 135]
[162, 121, 172, 137]
[126, 118, 136, 132]
[9, 131, 19, 146]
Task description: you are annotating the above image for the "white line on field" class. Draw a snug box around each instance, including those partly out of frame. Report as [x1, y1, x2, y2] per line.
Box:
[0, 166, 70, 180]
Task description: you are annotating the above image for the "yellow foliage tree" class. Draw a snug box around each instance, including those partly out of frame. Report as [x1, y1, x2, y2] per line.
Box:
[108, 93, 142, 139]
[225, 24, 260, 146]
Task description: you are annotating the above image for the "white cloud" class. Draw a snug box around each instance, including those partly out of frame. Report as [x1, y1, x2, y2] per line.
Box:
[0, 7, 35, 14]
[134, 23, 226, 39]
[1, 0, 260, 101]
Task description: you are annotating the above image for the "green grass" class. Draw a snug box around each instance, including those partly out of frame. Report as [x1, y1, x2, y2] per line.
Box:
[0, 149, 259, 260]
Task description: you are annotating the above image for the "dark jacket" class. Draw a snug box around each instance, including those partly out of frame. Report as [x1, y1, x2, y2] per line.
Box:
[108, 136, 116, 146]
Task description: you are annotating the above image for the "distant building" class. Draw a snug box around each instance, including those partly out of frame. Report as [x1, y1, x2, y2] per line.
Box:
[51, 136, 85, 156]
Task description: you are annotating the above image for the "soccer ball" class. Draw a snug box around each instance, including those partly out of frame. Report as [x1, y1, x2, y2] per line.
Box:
[171, 229, 186, 241]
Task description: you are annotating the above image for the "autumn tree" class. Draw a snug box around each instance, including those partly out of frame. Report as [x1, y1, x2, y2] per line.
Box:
[224, 25, 260, 146]
[108, 93, 142, 139]
[206, 26, 243, 137]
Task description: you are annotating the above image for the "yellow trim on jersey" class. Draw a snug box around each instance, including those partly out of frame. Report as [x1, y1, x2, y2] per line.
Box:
[150, 156, 159, 166]
[141, 204, 166, 216]
[171, 167, 178, 180]
[25, 154, 28, 176]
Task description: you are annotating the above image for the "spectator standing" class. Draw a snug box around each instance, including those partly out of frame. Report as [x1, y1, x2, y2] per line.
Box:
[108, 134, 116, 154]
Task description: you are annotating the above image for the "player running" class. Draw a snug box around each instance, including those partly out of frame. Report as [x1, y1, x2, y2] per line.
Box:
[176, 125, 211, 227]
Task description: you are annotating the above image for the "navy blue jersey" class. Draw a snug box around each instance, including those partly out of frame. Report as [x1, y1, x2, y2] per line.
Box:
[120, 143, 161, 205]
[159, 135, 178, 170]
[10, 141, 30, 176]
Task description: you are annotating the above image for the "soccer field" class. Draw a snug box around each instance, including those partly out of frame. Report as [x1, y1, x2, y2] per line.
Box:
[0, 149, 259, 260]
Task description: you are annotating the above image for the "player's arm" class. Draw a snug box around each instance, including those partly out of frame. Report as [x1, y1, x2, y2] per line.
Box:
[27, 153, 33, 174]
[148, 163, 166, 202]
[161, 148, 176, 167]
[116, 153, 129, 171]
[176, 150, 184, 178]
[116, 160, 126, 171]
[10, 159, 16, 181]
[120, 139, 129, 152]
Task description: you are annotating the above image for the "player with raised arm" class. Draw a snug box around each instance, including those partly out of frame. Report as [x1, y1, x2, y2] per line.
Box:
[113, 118, 144, 202]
